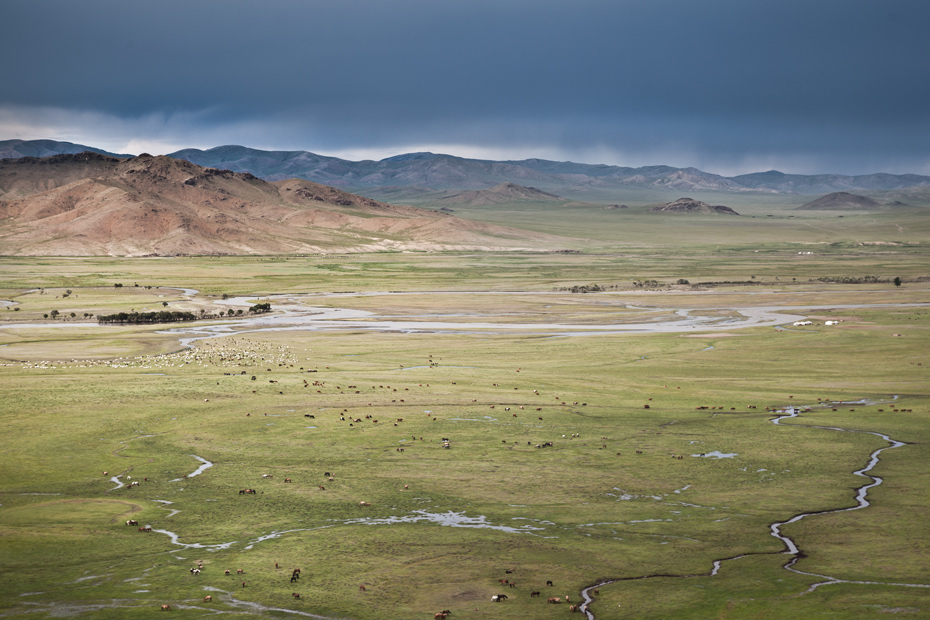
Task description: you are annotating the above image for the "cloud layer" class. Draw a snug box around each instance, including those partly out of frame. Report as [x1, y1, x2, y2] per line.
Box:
[3, 0, 929, 174]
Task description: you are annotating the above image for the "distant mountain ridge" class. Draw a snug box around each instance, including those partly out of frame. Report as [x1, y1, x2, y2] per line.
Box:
[3, 140, 929, 195]
[0, 139, 132, 160]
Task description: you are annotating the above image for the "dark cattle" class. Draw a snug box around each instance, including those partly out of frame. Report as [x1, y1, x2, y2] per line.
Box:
[547, 580, 553, 586]
[531, 591, 541, 597]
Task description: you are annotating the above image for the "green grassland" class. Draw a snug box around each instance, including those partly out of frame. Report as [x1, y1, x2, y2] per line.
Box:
[1, 201, 929, 618]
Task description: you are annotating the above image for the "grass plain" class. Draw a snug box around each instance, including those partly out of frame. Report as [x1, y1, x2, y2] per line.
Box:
[1, 195, 929, 619]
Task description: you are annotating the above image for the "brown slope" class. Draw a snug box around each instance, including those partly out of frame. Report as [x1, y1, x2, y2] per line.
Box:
[0, 154, 560, 255]
[0, 152, 126, 201]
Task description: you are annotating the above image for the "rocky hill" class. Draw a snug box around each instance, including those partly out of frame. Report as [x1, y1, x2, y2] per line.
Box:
[431, 182, 563, 206]
[797, 192, 883, 210]
[0, 154, 559, 256]
[650, 197, 740, 215]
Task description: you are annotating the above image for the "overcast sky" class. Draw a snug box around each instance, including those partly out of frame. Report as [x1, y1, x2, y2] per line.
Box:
[3, 0, 929, 175]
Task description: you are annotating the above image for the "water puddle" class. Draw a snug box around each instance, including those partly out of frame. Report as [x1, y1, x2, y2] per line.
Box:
[691, 451, 738, 459]
[152, 499, 180, 518]
[448, 416, 498, 422]
[151, 529, 241, 551]
[151, 509, 545, 553]
[340, 510, 545, 534]
[199, 586, 340, 619]
[169, 455, 213, 482]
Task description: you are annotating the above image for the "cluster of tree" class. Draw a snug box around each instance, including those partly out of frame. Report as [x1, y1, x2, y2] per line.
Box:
[97, 310, 198, 324]
[250, 302, 272, 313]
[814, 275, 882, 284]
[552, 284, 620, 293]
[632, 280, 662, 288]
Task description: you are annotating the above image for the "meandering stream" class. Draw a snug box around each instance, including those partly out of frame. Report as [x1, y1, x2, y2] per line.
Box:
[150, 292, 930, 348]
[576, 399, 929, 620]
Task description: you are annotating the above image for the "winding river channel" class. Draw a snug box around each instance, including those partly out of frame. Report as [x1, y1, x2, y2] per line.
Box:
[143, 291, 930, 347]
[574, 400, 929, 620]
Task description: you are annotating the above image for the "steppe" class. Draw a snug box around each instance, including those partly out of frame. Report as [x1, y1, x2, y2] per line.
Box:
[1, 165, 929, 619]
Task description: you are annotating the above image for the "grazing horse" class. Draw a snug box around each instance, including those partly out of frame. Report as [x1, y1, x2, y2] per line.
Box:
[161, 604, 171, 611]
[203, 595, 212, 602]
[291, 574, 298, 583]
[434, 614, 447, 620]
[547, 597, 561, 604]
[359, 584, 366, 591]
[546, 580, 553, 586]
[569, 604, 579, 612]
[126, 519, 138, 526]
[531, 591, 541, 597]
[491, 594, 508, 602]
[237, 568, 244, 574]
[284, 478, 292, 483]
[224, 569, 230, 575]
[292, 593, 301, 599]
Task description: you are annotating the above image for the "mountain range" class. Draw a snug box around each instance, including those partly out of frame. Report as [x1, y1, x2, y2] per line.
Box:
[3, 140, 929, 196]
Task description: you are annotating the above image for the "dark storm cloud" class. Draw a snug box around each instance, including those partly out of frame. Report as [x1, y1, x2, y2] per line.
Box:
[3, 0, 929, 173]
